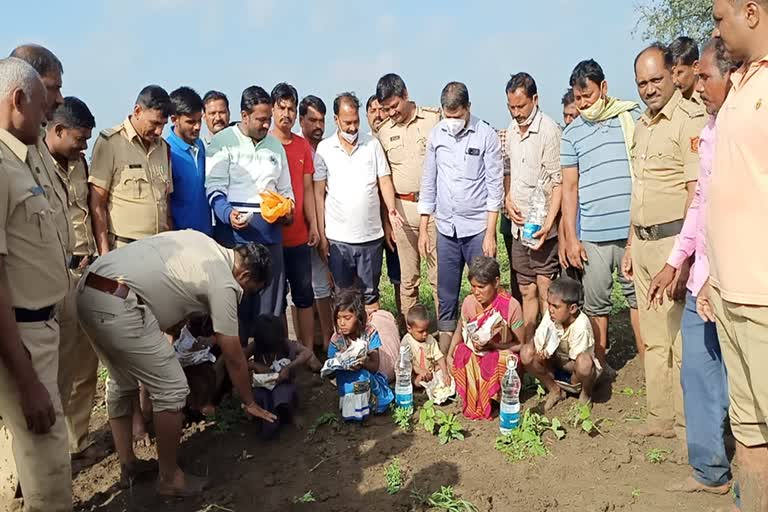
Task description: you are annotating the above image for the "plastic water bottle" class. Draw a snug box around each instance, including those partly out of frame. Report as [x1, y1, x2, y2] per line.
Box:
[394, 345, 413, 408]
[499, 357, 521, 434]
[521, 180, 548, 248]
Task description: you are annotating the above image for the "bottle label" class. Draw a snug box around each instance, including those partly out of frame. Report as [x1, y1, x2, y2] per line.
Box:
[395, 392, 413, 408]
[499, 402, 521, 431]
[522, 223, 542, 240]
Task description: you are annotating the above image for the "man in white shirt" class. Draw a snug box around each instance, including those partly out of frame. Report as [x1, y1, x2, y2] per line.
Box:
[313, 93, 402, 309]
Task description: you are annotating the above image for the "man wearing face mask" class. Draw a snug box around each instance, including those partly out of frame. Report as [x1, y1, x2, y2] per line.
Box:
[503, 72, 563, 345]
[313, 93, 402, 309]
[560, 59, 644, 372]
[206, 85, 294, 340]
[419, 82, 503, 355]
[625, 43, 706, 440]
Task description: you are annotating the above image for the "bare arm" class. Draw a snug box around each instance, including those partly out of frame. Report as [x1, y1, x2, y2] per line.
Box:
[89, 184, 111, 255]
[363, 348, 380, 373]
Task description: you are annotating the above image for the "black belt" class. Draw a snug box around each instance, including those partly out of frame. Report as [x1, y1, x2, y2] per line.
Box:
[113, 235, 137, 245]
[633, 219, 684, 241]
[14, 305, 56, 323]
[69, 254, 97, 270]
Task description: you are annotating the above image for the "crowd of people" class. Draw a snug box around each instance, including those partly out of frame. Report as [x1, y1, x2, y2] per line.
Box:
[0, 1, 766, 510]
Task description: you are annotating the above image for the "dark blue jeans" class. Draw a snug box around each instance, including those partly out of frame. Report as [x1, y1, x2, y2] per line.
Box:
[238, 243, 285, 345]
[328, 238, 384, 305]
[436, 230, 484, 332]
[681, 291, 731, 487]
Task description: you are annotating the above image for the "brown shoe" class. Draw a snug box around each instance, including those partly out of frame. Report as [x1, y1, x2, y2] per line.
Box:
[632, 422, 675, 438]
[119, 459, 158, 489]
[665, 476, 730, 495]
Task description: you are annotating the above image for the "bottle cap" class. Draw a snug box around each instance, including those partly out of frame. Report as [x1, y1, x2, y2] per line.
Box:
[507, 356, 518, 370]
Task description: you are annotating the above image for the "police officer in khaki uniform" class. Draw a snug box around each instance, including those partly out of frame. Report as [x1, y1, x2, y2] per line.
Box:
[375, 74, 441, 322]
[0, 57, 72, 512]
[45, 97, 103, 463]
[89, 85, 173, 255]
[622, 44, 706, 440]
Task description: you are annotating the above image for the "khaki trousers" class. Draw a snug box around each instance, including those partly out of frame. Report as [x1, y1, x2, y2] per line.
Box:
[711, 287, 768, 447]
[57, 270, 99, 454]
[393, 199, 438, 315]
[632, 236, 684, 436]
[0, 319, 72, 512]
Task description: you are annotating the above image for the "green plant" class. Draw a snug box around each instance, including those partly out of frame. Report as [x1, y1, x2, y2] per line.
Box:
[419, 401, 464, 444]
[385, 458, 403, 495]
[619, 386, 646, 397]
[97, 366, 109, 382]
[307, 413, 339, 437]
[213, 396, 246, 433]
[566, 403, 603, 435]
[495, 409, 563, 462]
[535, 383, 546, 400]
[631, 488, 641, 498]
[411, 485, 478, 512]
[646, 448, 671, 464]
[293, 491, 316, 504]
[392, 406, 413, 432]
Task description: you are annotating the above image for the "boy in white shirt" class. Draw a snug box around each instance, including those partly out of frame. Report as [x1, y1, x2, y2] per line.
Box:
[520, 277, 601, 411]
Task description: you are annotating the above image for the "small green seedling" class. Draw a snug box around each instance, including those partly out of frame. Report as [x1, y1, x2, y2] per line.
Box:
[631, 488, 641, 498]
[419, 400, 437, 433]
[307, 413, 339, 437]
[98, 366, 109, 382]
[495, 409, 564, 462]
[392, 406, 413, 432]
[566, 403, 603, 435]
[646, 448, 671, 464]
[411, 485, 478, 512]
[419, 401, 464, 444]
[548, 417, 566, 440]
[293, 491, 316, 504]
[385, 458, 403, 495]
[535, 383, 546, 400]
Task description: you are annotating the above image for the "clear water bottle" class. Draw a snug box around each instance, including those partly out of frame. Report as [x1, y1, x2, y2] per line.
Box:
[499, 357, 521, 434]
[394, 344, 413, 408]
[521, 180, 548, 248]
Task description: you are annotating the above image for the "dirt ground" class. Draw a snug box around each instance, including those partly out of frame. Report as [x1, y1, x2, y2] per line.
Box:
[67, 310, 735, 512]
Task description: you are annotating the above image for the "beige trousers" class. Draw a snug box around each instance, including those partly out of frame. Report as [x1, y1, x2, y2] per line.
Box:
[57, 270, 99, 454]
[393, 199, 438, 316]
[0, 319, 72, 511]
[632, 236, 684, 436]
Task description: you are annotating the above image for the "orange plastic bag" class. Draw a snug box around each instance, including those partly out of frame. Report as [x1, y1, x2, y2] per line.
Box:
[259, 190, 292, 223]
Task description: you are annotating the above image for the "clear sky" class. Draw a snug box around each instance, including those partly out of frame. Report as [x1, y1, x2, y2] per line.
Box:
[2, 0, 649, 140]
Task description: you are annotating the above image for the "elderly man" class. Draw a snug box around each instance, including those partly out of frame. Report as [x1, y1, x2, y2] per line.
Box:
[206, 85, 294, 342]
[0, 56, 71, 511]
[77, 231, 276, 497]
[625, 43, 706, 440]
[419, 82, 503, 354]
[700, 1, 768, 508]
[504, 72, 562, 343]
[648, 37, 738, 499]
[202, 90, 230, 147]
[313, 93, 402, 309]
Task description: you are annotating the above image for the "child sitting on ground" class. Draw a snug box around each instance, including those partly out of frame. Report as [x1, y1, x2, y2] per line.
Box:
[246, 315, 311, 438]
[401, 305, 454, 403]
[521, 277, 602, 411]
[323, 289, 394, 421]
[172, 314, 217, 417]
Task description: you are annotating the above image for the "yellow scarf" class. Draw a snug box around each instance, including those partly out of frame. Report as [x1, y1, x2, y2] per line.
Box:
[580, 97, 638, 177]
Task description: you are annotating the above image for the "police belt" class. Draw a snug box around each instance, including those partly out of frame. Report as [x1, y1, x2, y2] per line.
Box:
[84, 272, 145, 304]
[395, 191, 419, 202]
[633, 219, 684, 242]
[113, 235, 137, 245]
[14, 305, 56, 323]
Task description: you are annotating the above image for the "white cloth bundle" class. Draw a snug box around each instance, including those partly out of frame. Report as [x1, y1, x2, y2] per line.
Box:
[320, 338, 368, 378]
[463, 310, 505, 355]
[251, 358, 292, 390]
[418, 369, 456, 405]
[173, 326, 216, 367]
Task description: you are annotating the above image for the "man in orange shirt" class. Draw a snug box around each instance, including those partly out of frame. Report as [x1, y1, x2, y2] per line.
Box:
[700, 1, 768, 510]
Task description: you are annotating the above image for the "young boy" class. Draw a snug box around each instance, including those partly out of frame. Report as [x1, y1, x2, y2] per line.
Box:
[521, 277, 601, 411]
[402, 305, 452, 390]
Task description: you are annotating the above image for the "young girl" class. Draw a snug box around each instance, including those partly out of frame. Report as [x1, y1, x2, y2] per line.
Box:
[327, 289, 394, 421]
[247, 315, 311, 438]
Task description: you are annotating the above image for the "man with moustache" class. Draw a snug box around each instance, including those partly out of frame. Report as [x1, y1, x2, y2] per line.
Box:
[202, 90, 230, 147]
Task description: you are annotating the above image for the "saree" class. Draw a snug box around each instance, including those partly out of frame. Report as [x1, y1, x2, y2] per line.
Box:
[452, 291, 523, 420]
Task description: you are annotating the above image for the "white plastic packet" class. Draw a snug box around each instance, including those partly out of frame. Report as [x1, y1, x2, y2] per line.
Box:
[173, 326, 216, 367]
[320, 338, 368, 378]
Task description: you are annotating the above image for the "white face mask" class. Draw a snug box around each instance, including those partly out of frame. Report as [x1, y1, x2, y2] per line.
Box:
[444, 118, 465, 136]
[339, 130, 358, 144]
[517, 105, 539, 127]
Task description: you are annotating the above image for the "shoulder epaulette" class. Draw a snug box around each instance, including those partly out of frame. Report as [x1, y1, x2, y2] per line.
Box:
[421, 106, 441, 115]
[679, 99, 706, 118]
[99, 125, 122, 139]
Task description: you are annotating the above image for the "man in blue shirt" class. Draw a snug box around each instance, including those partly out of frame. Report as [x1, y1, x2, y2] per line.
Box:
[167, 87, 211, 236]
[418, 82, 504, 353]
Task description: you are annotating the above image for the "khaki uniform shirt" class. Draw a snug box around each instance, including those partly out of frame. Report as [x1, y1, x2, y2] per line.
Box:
[0, 129, 68, 309]
[88, 230, 242, 336]
[89, 117, 173, 241]
[377, 105, 441, 194]
[53, 155, 97, 256]
[630, 90, 706, 227]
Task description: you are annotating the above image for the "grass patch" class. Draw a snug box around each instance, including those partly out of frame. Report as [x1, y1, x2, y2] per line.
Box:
[385, 458, 404, 495]
[646, 448, 671, 464]
[411, 485, 478, 512]
[292, 491, 316, 504]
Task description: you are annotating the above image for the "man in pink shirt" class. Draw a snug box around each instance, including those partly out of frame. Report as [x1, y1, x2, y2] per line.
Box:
[648, 38, 738, 498]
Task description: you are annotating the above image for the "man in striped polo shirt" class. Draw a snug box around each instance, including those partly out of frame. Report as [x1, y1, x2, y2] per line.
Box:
[560, 59, 644, 372]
